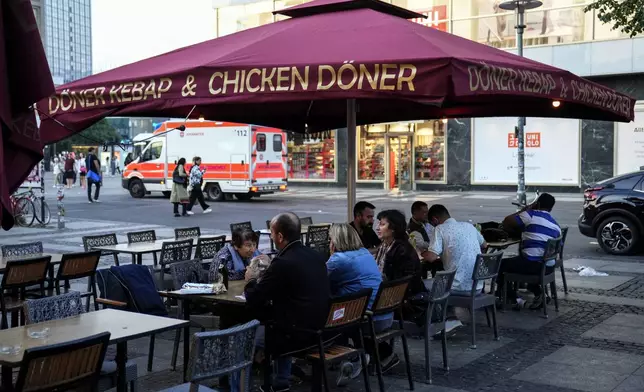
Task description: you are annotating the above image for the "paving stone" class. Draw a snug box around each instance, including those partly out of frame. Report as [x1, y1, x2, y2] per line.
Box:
[582, 324, 644, 345]
[540, 346, 644, 374]
[612, 375, 644, 392]
[562, 293, 644, 308]
[456, 306, 571, 331]
[566, 258, 644, 274]
[512, 361, 629, 392]
[635, 365, 644, 376]
[600, 313, 644, 328]
[564, 275, 635, 290]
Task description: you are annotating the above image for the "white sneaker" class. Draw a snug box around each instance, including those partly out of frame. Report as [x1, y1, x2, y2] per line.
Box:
[203, 208, 212, 214]
[93, 199, 100, 203]
[186, 211, 194, 215]
[445, 319, 463, 334]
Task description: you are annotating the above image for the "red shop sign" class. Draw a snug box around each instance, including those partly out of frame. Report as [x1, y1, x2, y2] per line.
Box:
[411, 6, 448, 32]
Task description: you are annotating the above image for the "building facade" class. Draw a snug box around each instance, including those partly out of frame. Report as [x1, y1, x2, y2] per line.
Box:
[32, 0, 92, 86]
[211, 0, 644, 191]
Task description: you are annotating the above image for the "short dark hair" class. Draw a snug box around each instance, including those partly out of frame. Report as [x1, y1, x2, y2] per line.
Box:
[376, 209, 408, 241]
[231, 228, 258, 248]
[536, 193, 556, 211]
[428, 204, 450, 220]
[177, 157, 186, 165]
[353, 201, 376, 218]
[271, 212, 302, 243]
[88, 147, 94, 153]
[193, 156, 201, 164]
[411, 201, 428, 214]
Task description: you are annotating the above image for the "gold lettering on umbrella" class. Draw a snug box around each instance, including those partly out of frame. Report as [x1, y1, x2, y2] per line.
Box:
[132, 81, 146, 101]
[261, 68, 276, 92]
[95, 87, 106, 105]
[397, 65, 416, 92]
[276, 67, 290, 91]
[48, 96, 60, 114]
[182, 75, 197, 97]
[239, 70, 247, 93]
[380, 64, 396, 91]
[60, 90, 73, 111]
[358, 64, 379, 90]
[246, 69, 261, 93]
[223, 71, 240, 94]
[209, 72, 223, 95]
[71, 90, 85, 109]
[84, 89, 95, 107]
[318, 65, 336, 90]
[337, 63, 358, 90]
[158, 78, 172, 97]
[109, 85, 122, 103]
[121, 83, 133, 102]
[291, 66, 309, 91]
[144, 81, 158, 100]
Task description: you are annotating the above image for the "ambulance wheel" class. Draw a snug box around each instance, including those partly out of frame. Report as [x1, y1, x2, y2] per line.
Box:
[235, 193, 253, 201]
[206, 184, 224, 201]
[162, 191, 171, 198]
[129, 179, 145, 198]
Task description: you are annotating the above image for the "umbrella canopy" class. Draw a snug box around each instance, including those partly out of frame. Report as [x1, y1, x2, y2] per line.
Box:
[39, 0, 635, 144]
[1, 0, 55, 230]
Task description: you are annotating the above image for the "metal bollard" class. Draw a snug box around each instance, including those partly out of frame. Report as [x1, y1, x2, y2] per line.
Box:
[56, 187, 65, 229]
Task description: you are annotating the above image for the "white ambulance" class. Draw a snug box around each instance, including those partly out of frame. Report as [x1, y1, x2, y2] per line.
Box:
[122, 120, 288, 201]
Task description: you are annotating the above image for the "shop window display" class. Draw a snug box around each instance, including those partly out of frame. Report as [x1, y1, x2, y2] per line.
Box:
[358, 125, 386, 181]
[414, 120, 446, 182]
[287, 131, 335, 180]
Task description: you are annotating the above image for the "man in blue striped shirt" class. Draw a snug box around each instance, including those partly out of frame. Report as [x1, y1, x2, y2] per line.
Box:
[498, 193, 561, 309]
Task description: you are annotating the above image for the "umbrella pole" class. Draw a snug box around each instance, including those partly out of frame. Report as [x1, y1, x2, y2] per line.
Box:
[347, 99, 357, 221]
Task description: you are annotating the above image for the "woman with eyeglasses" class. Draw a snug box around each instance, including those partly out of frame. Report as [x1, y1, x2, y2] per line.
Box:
[209, 228, 263, 281]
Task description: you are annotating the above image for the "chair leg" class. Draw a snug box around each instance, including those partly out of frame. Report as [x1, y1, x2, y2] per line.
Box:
[113, 254, 120, 267]
[92, 276, 99, 311]
[502, 280, 508, 313]
[560, 265, 568, 294]
[470, 306, 477, 349]
[401, 334, 414, 390]
[357, 330, 372, 392]
[491, 305, 500, 341]
[424, 326, 431, 383]
[369, 320, 385, 392]
[171, 329, 180, 371]
[55, 279, 61, 296]
[317, 340, 330, 392]
[551, 281, 559, 312]
[484, 307, 491, 328]
[131, 255, 136, 265]
[441, 329, 449, 373]
[541, 284, 548, 319]
[148, 334, 156, 372]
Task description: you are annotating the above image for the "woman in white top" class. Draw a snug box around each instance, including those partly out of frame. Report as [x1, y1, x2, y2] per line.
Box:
[78, 153, 87, 189]
[52, 158, 62, 187]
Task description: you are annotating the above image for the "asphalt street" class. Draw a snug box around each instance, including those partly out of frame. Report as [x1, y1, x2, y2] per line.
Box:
[36, 174, 642, 261]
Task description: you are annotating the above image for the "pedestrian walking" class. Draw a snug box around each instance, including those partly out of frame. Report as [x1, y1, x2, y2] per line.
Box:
[86, 147, 102, 203]
[52, 157, 62, 187]
[186, 156, 212, 215]
[78, 153, 87, 189]
[64, 153, 75, 189]
[171, 158, 189, 217]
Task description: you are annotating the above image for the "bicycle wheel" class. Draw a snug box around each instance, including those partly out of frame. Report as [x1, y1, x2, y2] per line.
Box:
[13, 197, 35, 227]
[33, 198, 51, 225]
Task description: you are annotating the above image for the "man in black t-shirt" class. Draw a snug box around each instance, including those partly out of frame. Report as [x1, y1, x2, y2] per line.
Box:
[86, 147, 101, 203]
[349, 201, 381, 249]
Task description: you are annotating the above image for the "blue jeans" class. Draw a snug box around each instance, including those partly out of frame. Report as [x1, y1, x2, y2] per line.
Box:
[256, 326, 292, 388]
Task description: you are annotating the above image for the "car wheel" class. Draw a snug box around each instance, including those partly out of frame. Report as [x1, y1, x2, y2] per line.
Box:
[596, 216, 640, 255]
[206, 184, 225, 201]
[128, 179, 145, 198]
[235, 193, 252, 201]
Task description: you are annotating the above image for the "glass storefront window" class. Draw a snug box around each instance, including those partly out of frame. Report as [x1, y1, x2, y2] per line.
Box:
[452, 3, 590, 49]
[358, 125, 386, 181]
[217, 0, 274, 37]
[392, 0, 449, 31]
[287, 131, 336, 180]
[414, 120, 446, 182]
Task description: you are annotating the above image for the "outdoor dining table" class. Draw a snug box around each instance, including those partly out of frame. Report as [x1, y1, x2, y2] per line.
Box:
[0, 308, 188, 392]
[487, 238, 521, 252]
[160, 280, 246, 381]
[90, 235, 231, 265]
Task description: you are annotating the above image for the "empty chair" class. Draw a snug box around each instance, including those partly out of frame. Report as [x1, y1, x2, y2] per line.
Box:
[22, 292, 138, 392]
[559, 227, 570, 294]
[55, 250, 101, 312]
[306, 224, 331, 259]
[194, 235, 226, 260]
[448, 252, 503, 348]
[300, 216, 313, 226]
[0, 256, 50, 329]
[1, 241, 43, 258]
[175, 227, 201, 240]
[14, 332, 110, 392]
[230, 221, 253, 233]
[83, 233, 120, 266]
[127, 229, 158, 265]
[159, 320, 260, 392]
[158, 239, 194, 289]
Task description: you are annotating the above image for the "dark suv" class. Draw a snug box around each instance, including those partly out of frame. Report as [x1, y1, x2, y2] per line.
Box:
[578, 170, 644, 255]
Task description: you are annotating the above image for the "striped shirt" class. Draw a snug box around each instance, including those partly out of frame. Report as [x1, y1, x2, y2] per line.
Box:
[515, 210, 561, 264]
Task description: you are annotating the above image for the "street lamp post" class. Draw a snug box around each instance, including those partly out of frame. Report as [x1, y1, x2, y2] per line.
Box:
[500, 0, 542, 206]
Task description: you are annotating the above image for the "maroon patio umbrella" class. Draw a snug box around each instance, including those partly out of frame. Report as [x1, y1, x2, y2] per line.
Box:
[37, 0, 635, 217]
[0, 0, 55, 230]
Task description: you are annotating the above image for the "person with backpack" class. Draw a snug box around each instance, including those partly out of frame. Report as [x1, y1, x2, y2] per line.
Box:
[85, 147, 101, 203]
[186, 156, 212, 215]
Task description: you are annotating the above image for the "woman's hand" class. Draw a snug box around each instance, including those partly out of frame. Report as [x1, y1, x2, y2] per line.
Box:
[244, 268, 254, 282]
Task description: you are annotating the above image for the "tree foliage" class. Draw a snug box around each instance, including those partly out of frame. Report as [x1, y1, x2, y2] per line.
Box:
[55, 119, 120, 152]
[585, 0, 644, 38]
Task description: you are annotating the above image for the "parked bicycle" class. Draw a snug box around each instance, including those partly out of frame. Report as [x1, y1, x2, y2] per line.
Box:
[11, 188, 51, 227]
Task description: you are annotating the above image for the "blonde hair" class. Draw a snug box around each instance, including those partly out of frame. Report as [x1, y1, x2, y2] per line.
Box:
[329, 223, 363, 252]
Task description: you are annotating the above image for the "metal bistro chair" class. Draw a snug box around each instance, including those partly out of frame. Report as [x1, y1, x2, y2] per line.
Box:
[22, 292, 139, 392]
[503, 237, 563, 318]
[1, 241, 43, 258]
[0, 256, 50, 329]
[55, 250, 101, 312]
[175, 227, 201, 240]
[300, 216, 313, 226]
[559, 227, 570, 294]
[366, 277, 414, 392]
[448, 252, 503, 349]
[14, 332, 110, 392]
[306, 224, 331, 259]
[159, 320, 261, 392]
[404, 269, 456, 384]
[230, 221, 253, 233]
[127, 229, 158, 266]
[158, 239, 195, 290]
[195, 235, 227, 261]
[83, 233, 121, 266]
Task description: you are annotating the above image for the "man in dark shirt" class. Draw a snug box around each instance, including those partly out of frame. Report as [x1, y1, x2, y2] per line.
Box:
[408, 201, 443, 277]
[349, 201, 381, 249]
[86, 147, 101, 203]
